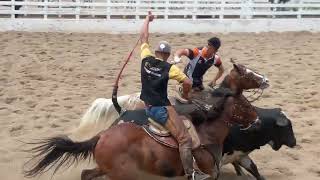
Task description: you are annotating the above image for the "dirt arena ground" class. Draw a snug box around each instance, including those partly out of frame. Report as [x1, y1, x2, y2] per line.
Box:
[0, 31, 319, 180]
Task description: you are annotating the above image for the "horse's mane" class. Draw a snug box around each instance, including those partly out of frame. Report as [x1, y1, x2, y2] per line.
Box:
[219, 74, 231, 89]
[190, 86, 234, 126]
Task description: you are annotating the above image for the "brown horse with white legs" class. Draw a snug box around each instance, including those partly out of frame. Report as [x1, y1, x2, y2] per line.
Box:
[23, 63, 269, 180]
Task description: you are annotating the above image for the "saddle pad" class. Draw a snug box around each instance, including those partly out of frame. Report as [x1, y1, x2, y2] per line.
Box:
[120, 109, 149, 125]
[143, 119, 200, 149]
[148, 118, 170, 136]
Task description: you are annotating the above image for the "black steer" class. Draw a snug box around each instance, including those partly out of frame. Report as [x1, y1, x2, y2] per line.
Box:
[221, 107, 296, 180]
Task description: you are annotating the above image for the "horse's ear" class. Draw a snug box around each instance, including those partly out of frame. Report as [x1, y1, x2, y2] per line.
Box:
[233, 64, 241, 73]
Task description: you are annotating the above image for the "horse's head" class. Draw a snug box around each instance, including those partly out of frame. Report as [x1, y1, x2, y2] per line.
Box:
[229, 63, 269, 91]
[199, 87, 261, 131]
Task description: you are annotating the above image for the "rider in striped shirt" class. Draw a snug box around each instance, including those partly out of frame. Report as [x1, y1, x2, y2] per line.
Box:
[174, 37, 225, 91]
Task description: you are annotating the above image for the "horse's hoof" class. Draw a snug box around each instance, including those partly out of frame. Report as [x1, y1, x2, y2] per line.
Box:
[257, 176, 266, 180]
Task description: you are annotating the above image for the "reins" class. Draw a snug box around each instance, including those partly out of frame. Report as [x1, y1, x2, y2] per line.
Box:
[244, 88, 264, 103]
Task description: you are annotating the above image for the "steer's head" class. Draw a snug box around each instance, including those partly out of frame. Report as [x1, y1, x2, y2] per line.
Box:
[269, 109, 296, 150]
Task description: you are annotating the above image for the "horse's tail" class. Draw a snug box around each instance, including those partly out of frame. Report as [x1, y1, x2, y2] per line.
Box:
[112, 86, 123, 115]
[74, 98, 116, 137]
[23, 135, 100, 178]
[70, 93, 141, 141]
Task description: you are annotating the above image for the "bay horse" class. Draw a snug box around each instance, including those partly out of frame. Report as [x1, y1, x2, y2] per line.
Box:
[70, 64, 267, 141]
[23, 63, 269, 180]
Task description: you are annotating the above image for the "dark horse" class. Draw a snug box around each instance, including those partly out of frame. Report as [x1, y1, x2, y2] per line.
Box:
[23, 63, 269, 180]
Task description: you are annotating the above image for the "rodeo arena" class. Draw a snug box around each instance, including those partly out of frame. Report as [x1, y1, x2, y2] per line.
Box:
[0, 0, 320, 180]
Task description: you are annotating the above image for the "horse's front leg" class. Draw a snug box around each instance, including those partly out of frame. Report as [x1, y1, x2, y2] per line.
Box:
[81, 167, 106, 180]
[193, 148, 214, 174]
[193, 147, 221, 180]
[205, 144, 223, 180]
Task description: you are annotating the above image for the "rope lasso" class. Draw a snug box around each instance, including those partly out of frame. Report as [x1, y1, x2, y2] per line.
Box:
[112, 11, 154, 115]
[112, 36, 142, 115]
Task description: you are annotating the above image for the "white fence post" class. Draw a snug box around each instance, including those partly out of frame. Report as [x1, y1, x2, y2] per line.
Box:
[247, 0, 253, 19]
[241, 0, 252, 19]
[24, 0, 28, 17]
[272, 0, 276, 19]
[298, 0, 303, 19]
[106, 0, 110, 19]
[10, 0, 15, 19]
[76, 0, 80, 20]
[44, 0, 48, 19]
[165, 0, 169, 19]
[220, 0, 225, 19]
[241, 0, 244, 19]
[58, 0, 62, 18]
[136, 0, 140, 20]
[193, 0, 197, 20]
[91, 0, 95, 18]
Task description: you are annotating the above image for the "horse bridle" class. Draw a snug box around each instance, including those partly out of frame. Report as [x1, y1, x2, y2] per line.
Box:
[245, 88, 264, 103]
[238, 68, 268, 103]
[244, 74, 268, 102]
[239, 117, 260, 130]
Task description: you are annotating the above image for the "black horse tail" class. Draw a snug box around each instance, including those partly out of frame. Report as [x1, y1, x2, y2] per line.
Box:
[111, 36, 141, 115]
[112, 86, 122, 115]
[23, 135, 100, 177]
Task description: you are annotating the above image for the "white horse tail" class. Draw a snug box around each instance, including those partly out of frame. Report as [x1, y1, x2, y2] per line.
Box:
[70, 93, 142, 141]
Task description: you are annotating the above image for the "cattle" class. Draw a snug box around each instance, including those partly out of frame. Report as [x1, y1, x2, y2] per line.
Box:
[221, 107, 297, 180]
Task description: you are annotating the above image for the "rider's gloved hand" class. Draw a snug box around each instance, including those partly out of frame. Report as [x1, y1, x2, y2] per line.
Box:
[174, 56, 181, 64]
[170, 56, 181, 64]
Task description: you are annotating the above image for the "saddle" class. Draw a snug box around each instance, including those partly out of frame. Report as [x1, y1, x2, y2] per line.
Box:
[119, 109, 200, 149]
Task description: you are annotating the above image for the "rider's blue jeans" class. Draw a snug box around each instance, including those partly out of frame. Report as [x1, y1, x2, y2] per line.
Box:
[145, 106, 168, 126]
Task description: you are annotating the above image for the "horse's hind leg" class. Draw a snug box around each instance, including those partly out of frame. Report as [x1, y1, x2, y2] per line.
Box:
[81, 168, 106, 180]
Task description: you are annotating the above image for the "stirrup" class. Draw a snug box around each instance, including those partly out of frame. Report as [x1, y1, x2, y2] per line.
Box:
[190, 169, 212, 180]
[192, 170, 196, 180]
